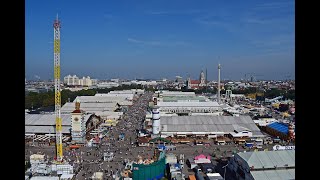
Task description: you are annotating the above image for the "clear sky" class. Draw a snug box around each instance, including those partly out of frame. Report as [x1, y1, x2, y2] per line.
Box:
[26, 0, 295, 81]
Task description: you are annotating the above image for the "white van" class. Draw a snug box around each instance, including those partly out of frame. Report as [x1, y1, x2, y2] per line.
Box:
[255, 139, 263, 146]
[217, 141, 226, 145]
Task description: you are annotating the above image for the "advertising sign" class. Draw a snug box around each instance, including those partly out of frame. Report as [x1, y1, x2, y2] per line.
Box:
[273, 145, 295, 151]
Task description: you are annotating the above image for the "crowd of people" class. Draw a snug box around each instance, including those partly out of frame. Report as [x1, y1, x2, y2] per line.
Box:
[74, 92, 155, 179]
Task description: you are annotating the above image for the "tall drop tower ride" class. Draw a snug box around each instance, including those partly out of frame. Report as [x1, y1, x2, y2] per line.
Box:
[218, 64, 221, 104]
[53, 14, 63, 162]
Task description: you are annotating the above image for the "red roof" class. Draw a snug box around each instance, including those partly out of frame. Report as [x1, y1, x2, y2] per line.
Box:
[72, 109, 82, 113]
[69, 145, 80, 149]
[190, 80, 200, 84]
[138, 137, 150, 143]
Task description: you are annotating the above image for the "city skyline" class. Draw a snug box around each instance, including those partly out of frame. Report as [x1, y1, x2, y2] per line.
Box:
[26, 0, 295, 81]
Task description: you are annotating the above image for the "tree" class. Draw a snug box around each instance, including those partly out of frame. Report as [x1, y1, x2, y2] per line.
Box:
[25, 161, 31, 171]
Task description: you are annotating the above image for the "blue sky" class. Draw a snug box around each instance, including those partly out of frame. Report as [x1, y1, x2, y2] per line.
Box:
[26, 0, 295, 81]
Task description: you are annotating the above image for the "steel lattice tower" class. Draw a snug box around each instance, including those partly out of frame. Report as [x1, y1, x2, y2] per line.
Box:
[53, 14, 63, 162]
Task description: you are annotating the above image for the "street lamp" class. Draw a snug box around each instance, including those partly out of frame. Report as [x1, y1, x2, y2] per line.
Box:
[222, 163, 229, 180]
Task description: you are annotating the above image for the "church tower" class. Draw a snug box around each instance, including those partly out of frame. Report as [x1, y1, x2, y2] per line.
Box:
[186, 74, 192, 89]
[71, 99, 86, 143]
[200, 70, 205, 86]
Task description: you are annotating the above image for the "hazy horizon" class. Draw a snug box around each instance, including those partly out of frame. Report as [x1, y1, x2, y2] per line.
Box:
[26, 0, 295, 81]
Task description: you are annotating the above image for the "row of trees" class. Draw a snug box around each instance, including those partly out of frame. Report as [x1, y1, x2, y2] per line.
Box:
[231, 88, 295, 100]
[146, 85, 295, 100]
[159, 86, 295, 100]
[25, 83, 295, 110]
[25, 84, 148, 110]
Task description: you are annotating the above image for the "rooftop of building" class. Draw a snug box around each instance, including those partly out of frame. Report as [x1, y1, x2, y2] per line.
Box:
[25, 114, 72, 126]
[237, 150, 295, 169]
[156, 91, 195, 96]
[160, 115, 263, 136]
[157, 101, 220, 107]
[25, 125, 71, 134]
[267, 122, 293, 134]
[109, 89, 144, 94]
[29, 177, 60, 180]
[190, 80, 201, 84]
[26, 113, 91, 127]
[250, 169, 295, 180]
[162, 96, 207, 102]
[94, 93, 134, 100]
[74, 96, 129, 103]
[94, 111, 123, 117]
[61, 102, 116, 113]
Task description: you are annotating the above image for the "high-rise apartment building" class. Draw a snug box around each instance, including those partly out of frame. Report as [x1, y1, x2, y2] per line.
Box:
[64, 75, 97, 87]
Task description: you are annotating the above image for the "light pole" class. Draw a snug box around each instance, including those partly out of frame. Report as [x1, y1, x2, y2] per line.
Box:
[222, 163, 229, 180]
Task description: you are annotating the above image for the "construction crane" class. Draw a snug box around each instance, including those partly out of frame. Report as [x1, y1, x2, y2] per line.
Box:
[53, 14, 63, 162]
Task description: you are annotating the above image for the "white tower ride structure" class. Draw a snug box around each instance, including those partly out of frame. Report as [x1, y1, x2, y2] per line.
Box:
[53, 14, 63, 162]
[152, 108, 160, 135]
[218, 64, 221, 104]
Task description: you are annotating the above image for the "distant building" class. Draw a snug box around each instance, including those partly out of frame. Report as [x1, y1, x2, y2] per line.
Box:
[130, 80, 157, 86]
[63, 75, 97, 87]
[175, 76, 183, 83]
[79, 76, 97, 86]
[64, 75, 79, 86]
[25, 114, 72, 135]
[187, 70, 206, 89]
[228, 150, 295, 180]
[150, 90, 223, 116]
[71, 100, 86, 143]
[25, 112, 97, 137]
[264, 122, 295, 141]
[111, 78, 119, 83]
[156, 101, 222, 114]
[153, 115, 264, 139]
[97, 82, 119, 88]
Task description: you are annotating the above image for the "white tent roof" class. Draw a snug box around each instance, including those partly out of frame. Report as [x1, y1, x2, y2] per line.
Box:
[251, 169, 295, 180]
[157, 101, 219, 107]
[74, 96, 128, 103]
[25, 114, 71, 126]
[61, 102, 116, 113]
[160, 115, 262, 135]
[237, 150, 295, 169]
[25, 126, 71, 134]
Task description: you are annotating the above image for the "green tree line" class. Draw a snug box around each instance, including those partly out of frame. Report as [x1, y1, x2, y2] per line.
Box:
[26, 84, 294, 110]
[163, 86, 294, 100]
[231, 88, 295, 100]
[25, 84, 149, 110]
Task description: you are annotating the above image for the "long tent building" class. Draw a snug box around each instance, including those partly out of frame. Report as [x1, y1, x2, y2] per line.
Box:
[151, 90, 223, 116]
[25, 114, 73, 135]
[155, 115, 264, 139]
[228, 150, 295, 180]
[25, 113, 93, 135]
[156, 101, 222, 114]
[94, 93, 134, 101]
[60, 102, 118, 114]
[60, 95, 133, 114]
